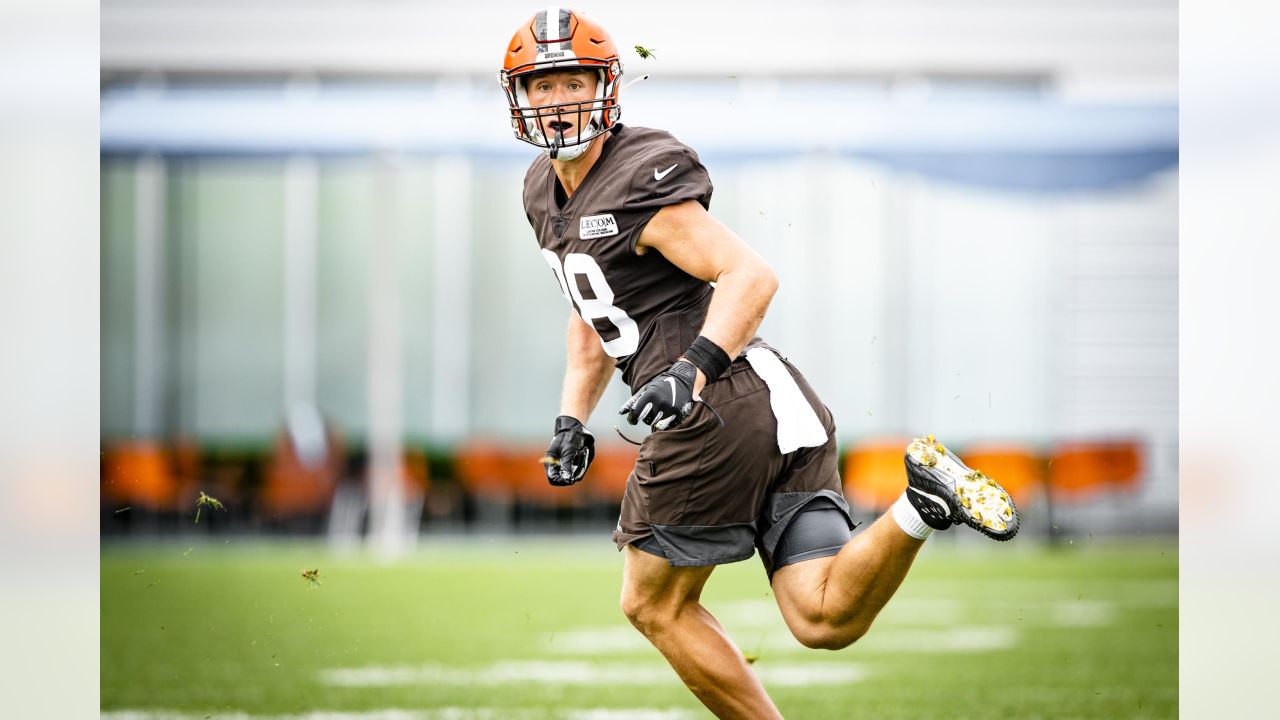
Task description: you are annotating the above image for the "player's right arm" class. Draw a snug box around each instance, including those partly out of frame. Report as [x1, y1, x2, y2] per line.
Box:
[542, 310, 616, 486]
[559, 310, 617, 423]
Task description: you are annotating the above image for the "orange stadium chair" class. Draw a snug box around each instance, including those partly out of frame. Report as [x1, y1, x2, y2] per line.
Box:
[585, 444, 639, 504]
[957, 444, 1042, 507]
[1047, 438, 1144, 501]
[402, 449, 431, 499]
[1100, 441, 1143, 491]
[102, 441, 182, 511]
[842, 437, 913, 512]
[168, 438, 206, 505]
[454, 441, 516, 502]
[260, 425, 344, 518]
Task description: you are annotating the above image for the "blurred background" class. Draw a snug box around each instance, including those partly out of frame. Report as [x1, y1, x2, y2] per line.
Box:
[99, 0, 1177, 551]
[91, 2, 1189, 718]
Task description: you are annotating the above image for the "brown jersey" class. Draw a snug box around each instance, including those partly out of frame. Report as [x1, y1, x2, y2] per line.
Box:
[523, 124, 734, 392]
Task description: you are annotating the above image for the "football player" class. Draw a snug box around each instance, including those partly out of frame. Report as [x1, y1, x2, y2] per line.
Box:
[500, 9, 1020, 717]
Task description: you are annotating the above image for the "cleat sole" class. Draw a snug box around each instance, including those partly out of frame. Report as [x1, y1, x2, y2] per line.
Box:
[906, 434, 1020, 541]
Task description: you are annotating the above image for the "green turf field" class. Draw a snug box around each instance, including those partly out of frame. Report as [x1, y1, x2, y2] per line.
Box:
[102, 537, 1176, 719]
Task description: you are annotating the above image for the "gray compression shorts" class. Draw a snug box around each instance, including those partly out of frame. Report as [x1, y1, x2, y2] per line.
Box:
[634, 496, 853, 577]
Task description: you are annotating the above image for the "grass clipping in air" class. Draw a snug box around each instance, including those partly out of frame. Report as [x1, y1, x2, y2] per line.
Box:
[193, 491, 225, 524]
[301, 568, 321, 589]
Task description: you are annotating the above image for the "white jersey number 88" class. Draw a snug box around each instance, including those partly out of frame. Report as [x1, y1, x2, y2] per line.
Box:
[542, 249, 640, 358]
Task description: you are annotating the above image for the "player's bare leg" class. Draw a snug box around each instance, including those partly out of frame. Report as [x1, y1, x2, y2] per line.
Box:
[621, 546, 784, 720]
[772, 434, 1019, 650]
[771, 512, 924, 649]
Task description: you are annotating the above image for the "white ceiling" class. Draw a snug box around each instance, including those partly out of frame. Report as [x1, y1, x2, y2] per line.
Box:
[101, 0, 1177, 99]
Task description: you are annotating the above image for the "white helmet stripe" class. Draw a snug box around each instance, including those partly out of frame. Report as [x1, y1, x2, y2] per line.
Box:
[544, 6, 559, 40]
[553, 6, 570, 42]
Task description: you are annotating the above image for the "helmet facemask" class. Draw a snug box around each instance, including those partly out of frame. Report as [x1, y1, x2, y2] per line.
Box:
[501, 60, 623, 161]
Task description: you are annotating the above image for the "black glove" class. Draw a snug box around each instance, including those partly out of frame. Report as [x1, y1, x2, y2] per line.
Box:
[619, 360, 698, 431]
[542, 415, 596, 486]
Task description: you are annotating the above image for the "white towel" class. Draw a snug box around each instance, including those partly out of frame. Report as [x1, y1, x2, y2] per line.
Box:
[745, 347, 828, 454]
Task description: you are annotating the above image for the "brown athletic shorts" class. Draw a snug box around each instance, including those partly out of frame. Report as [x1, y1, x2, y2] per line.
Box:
[612, 348, 855, 575]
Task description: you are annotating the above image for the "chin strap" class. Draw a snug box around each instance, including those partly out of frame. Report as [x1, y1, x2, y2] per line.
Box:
[620, 74, 649, 92]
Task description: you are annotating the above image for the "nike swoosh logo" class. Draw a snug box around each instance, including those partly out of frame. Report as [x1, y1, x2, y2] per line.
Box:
[908, 486, 951, 515]
[654, 164, 678, 181]
[663, 376, 678, 404]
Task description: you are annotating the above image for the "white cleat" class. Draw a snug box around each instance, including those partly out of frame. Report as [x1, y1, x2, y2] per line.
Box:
[903, 435, 1020, 541]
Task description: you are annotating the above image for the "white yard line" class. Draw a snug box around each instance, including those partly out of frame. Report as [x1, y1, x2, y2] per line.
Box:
[319, 661, 679, 687]
[710, 598, 782, 627]
[546, 624, 1017, 655]
[756, 663, 868, 686]
[544, 626, 655, 654]
[317, 660, 867, 688]
[925, 579, 1176, 608]
[1049, 600, 1117, 627]
[104, 707, 435, 712]
[103, 709, 698, 720]
[847, 597, 968, 626]
[712, 595, 1127, 631]
[712, 597, 969, 627]
[565, 711, 696, 720]
[853, 625, 1018, 652]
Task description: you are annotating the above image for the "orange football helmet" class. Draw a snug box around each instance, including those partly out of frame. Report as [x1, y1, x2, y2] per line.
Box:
[499, 9, 623, 160]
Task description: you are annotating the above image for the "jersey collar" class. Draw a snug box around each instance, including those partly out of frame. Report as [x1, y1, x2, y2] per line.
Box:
[550, 125, 622, 212]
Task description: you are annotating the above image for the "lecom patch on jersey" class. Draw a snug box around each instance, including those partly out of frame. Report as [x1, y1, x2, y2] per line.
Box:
[580, 213, 619, 239]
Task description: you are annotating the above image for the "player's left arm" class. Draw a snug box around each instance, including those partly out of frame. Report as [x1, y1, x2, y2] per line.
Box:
[636, 199, 778, 395]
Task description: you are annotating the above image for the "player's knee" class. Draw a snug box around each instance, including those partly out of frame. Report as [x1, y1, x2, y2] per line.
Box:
[619, 592, 645, 627]
[619, 591, 675, 636]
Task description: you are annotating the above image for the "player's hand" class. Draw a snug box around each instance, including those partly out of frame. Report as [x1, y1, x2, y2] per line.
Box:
[542, 415, 596, 486]
[619, 360, 697, 430]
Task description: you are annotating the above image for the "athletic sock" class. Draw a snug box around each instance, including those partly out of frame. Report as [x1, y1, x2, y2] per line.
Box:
[891, 492, 935, 540]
